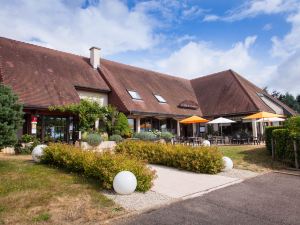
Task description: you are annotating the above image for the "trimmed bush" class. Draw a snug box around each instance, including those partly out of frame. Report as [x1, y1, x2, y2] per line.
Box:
[272, 129, 290, 160]
[41, 143, 155, 192]
[159, 132, 174, 142]
[265, 126, 283, 153]
[87, 133, 102, 146]
[115, 141, 223, 174]
[133, 132, 157, 141]
[109, 134, 123, 143]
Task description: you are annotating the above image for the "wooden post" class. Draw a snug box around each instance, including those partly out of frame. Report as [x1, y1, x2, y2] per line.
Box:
[271, 138, 275, 160]
[293, 140, 299, 169]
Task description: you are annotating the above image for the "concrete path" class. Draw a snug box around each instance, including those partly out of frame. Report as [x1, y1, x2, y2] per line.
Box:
[150, 165, 241, 199]
[116, 172, 300, 225]
[104, 165, 258, 211]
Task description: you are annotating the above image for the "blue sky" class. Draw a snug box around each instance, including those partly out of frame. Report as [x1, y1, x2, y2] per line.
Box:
[0, 0, 299, 94]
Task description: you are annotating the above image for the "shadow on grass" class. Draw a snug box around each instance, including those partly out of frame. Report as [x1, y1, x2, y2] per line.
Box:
[239, 147, 287, 171]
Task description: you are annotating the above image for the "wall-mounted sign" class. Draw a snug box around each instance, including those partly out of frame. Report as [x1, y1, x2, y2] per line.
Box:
[31, 116, 37, 134]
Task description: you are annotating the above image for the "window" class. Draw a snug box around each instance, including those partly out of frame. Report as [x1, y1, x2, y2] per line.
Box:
[154, 94, 167, 103]
[128, 90, 142, 100]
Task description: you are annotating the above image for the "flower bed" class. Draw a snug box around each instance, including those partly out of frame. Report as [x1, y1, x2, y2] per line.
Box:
[115, 141, 223, 174]
[41, 143, 155, 192]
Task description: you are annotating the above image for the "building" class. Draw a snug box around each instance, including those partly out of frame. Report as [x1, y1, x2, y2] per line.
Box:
[0, 37, 297, 142]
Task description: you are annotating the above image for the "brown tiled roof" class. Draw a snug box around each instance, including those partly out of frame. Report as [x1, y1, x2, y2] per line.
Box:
[0, 37, 296, 117]
[100, 59, 203, 117]
[191, 70, 297, 117]
[0, 37, 110, 108]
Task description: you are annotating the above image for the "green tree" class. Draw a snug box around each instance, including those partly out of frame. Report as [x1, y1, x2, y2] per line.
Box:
[114, 112, 132, 137]
[49, 99, 104, 131]
[271, 91, 300, 113]
[0, 84, 23, 148]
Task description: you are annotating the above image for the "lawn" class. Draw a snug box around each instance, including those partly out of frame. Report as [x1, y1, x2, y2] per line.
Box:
[218, 145, 285, 172]
[0, 154, 123, 225]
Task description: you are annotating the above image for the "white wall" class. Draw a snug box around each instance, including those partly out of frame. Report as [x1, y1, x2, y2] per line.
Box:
[77, 90, 108, 106]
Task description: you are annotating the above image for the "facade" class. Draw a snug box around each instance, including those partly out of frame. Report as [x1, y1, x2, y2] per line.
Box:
[0, 37, 297, 141]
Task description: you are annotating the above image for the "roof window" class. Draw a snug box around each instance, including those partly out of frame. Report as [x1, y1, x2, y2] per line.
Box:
[128, 90, 142, 100]
[154, 94, 167, 103]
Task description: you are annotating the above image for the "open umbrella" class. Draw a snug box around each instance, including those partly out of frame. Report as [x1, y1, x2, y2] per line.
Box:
[243, 111, 285, 120]
[243, 111, 285, 135]
[180, 115, 209, 124]
[208, 117, 236, 136]
[257, 117, 285, 122]
[180, 116, 209, 137]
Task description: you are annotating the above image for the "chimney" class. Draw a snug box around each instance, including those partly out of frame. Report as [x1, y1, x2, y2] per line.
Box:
[89, 47, 101, 69]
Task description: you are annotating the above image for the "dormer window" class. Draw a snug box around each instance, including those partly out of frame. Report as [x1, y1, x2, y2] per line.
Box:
[128, 90, 142, 100]
[154, 94, 167, 103]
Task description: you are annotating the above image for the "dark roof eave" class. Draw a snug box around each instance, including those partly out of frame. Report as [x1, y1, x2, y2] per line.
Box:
[74, 85, 111, 93]
[128, 110, 201, 118]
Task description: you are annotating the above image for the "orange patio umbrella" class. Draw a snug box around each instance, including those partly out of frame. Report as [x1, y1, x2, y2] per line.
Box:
[180, 115, 209, 124]
[243, 111, 285, 120]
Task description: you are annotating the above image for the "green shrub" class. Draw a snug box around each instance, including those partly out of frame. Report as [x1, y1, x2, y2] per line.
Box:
[265, 126, 283, 153]
[285, 116, 300, 139]
[87, 133, 102, 146]
[272, 129, 290, 160]
[20, 134, 36, 143]
[115, 141, 223, 174]
[159, 132, 174, 142]
[133, 132, 157, 141]
[109, 134, 123, 143]
[14, 135, 40, 155]
[41, 143, 155, 192]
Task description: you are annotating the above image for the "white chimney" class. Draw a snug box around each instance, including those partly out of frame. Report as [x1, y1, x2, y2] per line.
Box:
[89, 47, 101, 69]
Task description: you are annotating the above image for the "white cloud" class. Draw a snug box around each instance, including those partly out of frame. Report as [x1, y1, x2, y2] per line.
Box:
[268, 7, 300, 94]
[204, 0, 298, 22]
[271, 9, 300, 58]
[0, 0, 158, 56]
[156, 36, 267, 83]
[202, 14, 220, 22]
[271, 51, 300, 94]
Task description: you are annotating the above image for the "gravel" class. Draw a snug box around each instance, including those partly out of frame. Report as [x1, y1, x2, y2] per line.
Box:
[103, 190, 174, 211]
[218, 168, 259, 179]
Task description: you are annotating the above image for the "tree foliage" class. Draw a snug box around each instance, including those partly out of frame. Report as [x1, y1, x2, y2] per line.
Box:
[49, 100, 131, 137]
[271, 91, 300, 113]
[49, 99, 105, 131]
[0, 84, 24, 148]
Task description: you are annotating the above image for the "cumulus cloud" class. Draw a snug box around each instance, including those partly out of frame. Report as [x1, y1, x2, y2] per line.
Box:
[0, 0, 158, 56]
[156, 36, 261, 79]
[268, 6, 300, 94]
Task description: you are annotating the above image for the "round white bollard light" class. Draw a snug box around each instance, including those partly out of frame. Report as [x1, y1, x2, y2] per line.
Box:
[222, 156, 233, 171]
[113, 171, 137, 195]
[32, 144, 47, 162]
[202, 140, 211, 147]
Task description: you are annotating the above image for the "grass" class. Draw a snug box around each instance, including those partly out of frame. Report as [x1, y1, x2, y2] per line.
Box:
[218, 145, 286, 172]
[0, 154, 124, 225]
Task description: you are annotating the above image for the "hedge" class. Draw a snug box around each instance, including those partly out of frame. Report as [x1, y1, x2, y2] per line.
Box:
[265, 126, 283, 154]
[272, 129, 290, 160]
[115, 141, 223, 174]
[41, 143, 155, 192]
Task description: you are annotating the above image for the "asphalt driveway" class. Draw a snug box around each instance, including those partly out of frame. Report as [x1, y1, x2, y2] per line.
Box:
[116, 172, 300, 225]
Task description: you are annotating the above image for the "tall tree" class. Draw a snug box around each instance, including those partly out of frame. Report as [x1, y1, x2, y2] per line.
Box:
[0, 84, 24, 148]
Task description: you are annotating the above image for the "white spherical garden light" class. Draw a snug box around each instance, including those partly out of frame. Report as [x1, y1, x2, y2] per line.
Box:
[113, 171, 137, 195]
[202, 140, 211, 147]
[222, 156, 233, 171]
[32, 144, 47, 162]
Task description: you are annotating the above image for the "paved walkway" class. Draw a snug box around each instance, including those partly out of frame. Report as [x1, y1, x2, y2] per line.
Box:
[104, 165, 258, 211]
[116, 172, 300, 225]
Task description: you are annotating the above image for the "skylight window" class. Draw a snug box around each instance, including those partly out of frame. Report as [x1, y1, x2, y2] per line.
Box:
[154, 94, 167, 103]
[128, 90, 142, 100]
